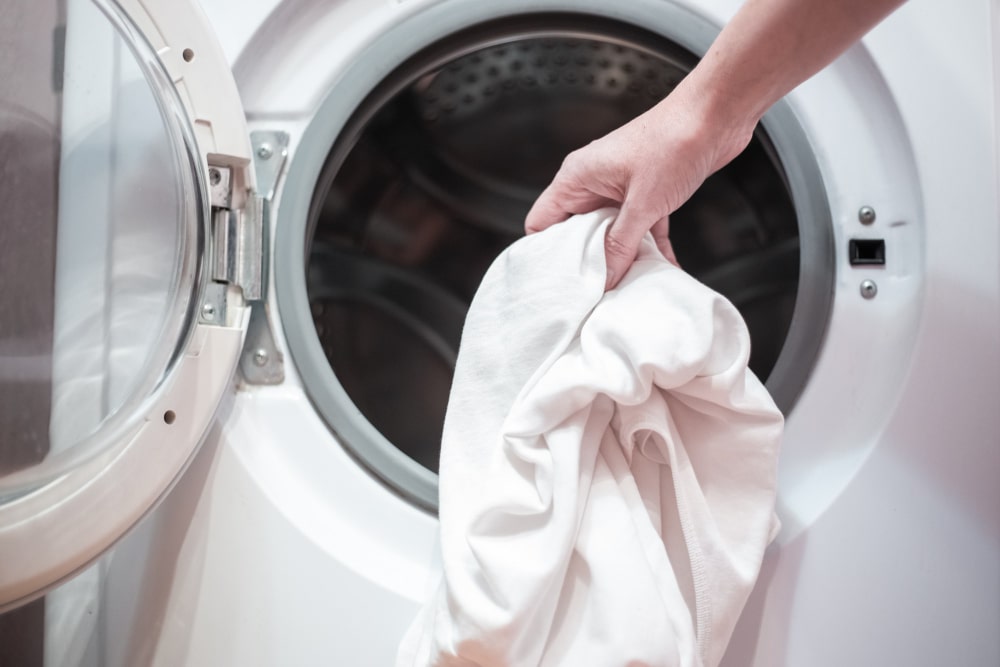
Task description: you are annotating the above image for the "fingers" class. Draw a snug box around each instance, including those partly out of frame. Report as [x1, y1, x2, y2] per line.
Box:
[525, 180, 615, 235]
[604, 200, 656, 290]
[529, 178, 678, 290]
[525, 147, 623, 234]
[524, 182, 568, 235]
[650, 215, 680, 267]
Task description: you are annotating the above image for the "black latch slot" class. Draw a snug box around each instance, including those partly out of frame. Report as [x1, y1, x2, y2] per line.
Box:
[849, 239, 886, 266]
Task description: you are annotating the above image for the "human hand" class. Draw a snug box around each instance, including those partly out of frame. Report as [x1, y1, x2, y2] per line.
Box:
[524, 89, 755, 290]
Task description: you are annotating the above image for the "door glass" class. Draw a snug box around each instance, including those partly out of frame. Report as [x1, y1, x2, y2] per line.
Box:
[0, 0, 200, 496]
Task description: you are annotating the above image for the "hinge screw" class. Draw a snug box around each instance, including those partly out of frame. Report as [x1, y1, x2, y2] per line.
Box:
[858, 206, 876, 225]
[256, 143, 274, 160]
[860, 279, 878, 299]
[201, 303, 216, 320]
[252, 348, 269, 367]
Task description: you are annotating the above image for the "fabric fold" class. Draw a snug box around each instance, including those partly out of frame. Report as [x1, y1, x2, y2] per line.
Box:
[398, 209, 783, 667]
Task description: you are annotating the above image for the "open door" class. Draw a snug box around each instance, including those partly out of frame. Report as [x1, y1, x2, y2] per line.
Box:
[0, 0, 259, 611]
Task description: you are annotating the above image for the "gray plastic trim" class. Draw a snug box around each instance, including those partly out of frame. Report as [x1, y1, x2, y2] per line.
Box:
[759, 103, 835, 411]
[274, 0, 834, 512]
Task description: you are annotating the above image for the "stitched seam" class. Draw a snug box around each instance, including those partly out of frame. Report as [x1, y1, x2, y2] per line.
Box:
[625, 418, 711, 658]
[662, 426, 711, 663]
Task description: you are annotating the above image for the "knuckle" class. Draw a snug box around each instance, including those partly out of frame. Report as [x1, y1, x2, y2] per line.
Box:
[560, 149, 584, 173]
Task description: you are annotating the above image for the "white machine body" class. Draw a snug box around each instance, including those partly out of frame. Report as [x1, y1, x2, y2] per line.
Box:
[0, 0, 995, 665]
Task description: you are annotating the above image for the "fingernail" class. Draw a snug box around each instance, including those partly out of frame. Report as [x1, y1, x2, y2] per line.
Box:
[605, 269, 616, 291]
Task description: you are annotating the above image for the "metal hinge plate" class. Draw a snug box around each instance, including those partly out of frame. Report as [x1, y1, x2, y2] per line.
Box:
[237, 131, 290, 385]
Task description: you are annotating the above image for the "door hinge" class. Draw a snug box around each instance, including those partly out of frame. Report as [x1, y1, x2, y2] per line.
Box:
[206, 165, 264, 302]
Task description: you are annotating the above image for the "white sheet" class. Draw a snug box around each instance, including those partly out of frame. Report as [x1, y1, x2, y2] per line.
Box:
[397, 209, 783, 667]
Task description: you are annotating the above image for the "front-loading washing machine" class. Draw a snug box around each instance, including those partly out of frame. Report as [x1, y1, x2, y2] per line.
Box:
[0, 0, 997, 665]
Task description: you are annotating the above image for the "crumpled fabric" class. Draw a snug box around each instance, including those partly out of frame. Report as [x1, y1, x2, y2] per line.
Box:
[397, 209, 783, 667]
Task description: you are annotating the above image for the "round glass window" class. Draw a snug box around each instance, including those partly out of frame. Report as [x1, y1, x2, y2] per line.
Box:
[0, 0, 202, 498]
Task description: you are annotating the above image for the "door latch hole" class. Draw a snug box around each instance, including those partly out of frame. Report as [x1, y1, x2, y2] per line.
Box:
[849, 239, 885, 266]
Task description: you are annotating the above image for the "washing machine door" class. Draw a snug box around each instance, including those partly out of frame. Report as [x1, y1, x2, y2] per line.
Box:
[0, 0, 257, 611]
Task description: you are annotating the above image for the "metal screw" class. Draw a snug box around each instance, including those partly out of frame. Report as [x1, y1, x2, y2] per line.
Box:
[860, 279, 878, 299]
[252, 348, 269, 367]
[256, 143, 274, 160]
[208, 168, 221, 186]
[858, 206, 876, 225]
[201, 303, 215, 320]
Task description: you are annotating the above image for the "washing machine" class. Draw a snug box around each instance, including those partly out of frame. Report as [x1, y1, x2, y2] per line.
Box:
[0, 0, 997, 665]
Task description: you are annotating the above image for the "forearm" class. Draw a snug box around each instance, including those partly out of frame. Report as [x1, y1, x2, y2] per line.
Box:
[667, 0, 906, 164]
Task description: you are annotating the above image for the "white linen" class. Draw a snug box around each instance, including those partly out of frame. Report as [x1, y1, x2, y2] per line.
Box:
[398, 209, 783, 667]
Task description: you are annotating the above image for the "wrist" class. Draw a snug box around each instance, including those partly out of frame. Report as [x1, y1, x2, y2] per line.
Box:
[652, 74, 759, 175]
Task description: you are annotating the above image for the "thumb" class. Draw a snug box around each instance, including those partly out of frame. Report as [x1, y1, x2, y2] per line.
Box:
[604, 201, 655, 290]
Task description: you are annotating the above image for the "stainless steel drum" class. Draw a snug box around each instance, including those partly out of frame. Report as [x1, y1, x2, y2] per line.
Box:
[306, 17, 803, 481]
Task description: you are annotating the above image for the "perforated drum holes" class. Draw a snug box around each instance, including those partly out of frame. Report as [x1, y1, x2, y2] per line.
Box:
[415, 38, 682, 126]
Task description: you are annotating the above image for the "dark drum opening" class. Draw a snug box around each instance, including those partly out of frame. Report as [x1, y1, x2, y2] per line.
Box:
[306, 16, 799, 476]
